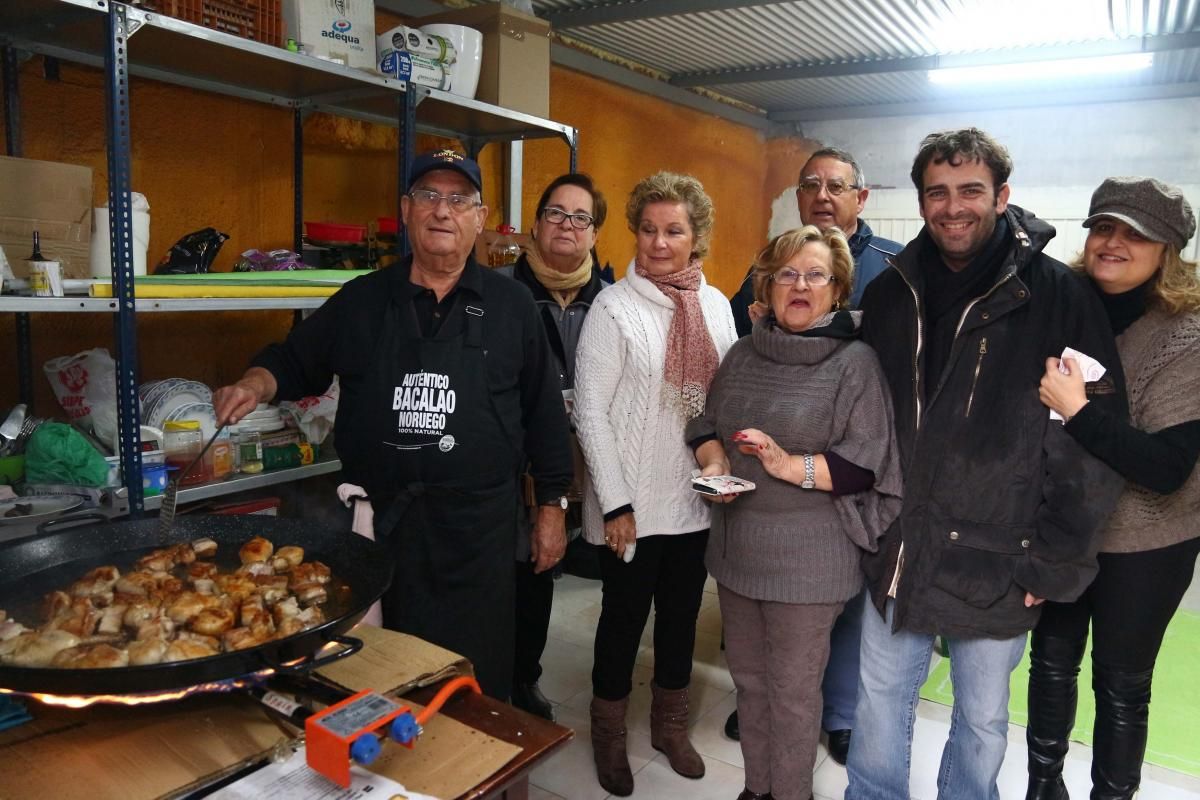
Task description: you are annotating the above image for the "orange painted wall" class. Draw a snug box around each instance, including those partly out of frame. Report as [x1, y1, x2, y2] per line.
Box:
[1, 24, 791, 413]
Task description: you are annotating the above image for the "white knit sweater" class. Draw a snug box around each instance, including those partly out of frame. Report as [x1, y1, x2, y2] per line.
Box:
[574, 262, 738, 544]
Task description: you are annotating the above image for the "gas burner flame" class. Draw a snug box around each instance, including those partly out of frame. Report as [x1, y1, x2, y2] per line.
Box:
[1, 668, 277, 708]
[0, 644, 333, 708]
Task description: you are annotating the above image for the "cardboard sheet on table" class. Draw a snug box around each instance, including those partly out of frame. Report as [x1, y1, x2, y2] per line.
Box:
[0, 694, 289, 800]
[317, 624, 472, 696]
[366, 697, 521, 800]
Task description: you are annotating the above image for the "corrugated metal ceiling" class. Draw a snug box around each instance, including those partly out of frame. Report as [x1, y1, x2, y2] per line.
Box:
[518, 0, 1200, 119]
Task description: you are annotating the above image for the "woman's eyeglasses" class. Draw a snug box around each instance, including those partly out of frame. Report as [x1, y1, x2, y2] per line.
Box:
[541, 207, 595, 230]
[771, 268, 835, 287]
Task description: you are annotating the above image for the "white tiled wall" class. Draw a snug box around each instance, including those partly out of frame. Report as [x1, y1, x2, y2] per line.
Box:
[770, 96, 1200, 264]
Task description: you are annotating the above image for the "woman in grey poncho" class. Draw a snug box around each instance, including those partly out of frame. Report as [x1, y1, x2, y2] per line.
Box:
[686, 225, 902, 800]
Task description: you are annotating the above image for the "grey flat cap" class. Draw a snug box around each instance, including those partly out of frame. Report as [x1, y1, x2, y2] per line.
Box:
[1083, 176, 1196, 251]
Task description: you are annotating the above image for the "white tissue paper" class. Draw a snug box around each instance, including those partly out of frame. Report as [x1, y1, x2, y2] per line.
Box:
[0, 245, 13, 291]
[1050, 347, 1106, 422]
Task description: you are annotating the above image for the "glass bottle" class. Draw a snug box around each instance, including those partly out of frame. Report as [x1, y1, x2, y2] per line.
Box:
[238, 429, 264, 474]
[163, 420, 210, 486]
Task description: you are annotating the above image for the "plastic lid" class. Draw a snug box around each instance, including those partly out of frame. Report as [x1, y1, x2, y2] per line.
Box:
[164, 420, 201, 431]
[497, 224, 516, 235]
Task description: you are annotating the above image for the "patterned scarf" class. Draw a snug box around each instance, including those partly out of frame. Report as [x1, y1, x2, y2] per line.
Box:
[634, 258, 719, 419]
[524, 244, 594, 308]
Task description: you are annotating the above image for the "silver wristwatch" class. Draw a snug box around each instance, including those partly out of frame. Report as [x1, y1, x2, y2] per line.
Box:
[801, 454, 816, 489]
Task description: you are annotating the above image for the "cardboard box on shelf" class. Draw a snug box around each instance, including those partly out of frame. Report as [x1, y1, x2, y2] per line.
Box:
[416, 3, 551, 118]
[0, 156, 92, 279]
[282, 0, 376, 69]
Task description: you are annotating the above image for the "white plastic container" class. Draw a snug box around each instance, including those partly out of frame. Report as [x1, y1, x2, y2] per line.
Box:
[91, 193, 150, 278]
[420, 23, 483, 99]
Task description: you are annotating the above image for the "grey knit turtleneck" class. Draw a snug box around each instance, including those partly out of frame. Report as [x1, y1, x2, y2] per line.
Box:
[686, 319, 904, 604]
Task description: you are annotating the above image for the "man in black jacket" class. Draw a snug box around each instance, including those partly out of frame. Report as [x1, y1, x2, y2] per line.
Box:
[844, 129, 1127, 800]
[501, 173, 609, 721]
[214, 150, 573, 701]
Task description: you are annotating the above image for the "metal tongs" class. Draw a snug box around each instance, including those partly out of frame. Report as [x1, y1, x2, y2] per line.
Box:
[158, 422, 227, 536]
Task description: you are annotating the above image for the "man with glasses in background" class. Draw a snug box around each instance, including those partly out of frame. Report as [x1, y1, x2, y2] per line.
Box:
[725, 148, 900, 765]
[214, 149, 573, 701]
[497, 173, 610, 721]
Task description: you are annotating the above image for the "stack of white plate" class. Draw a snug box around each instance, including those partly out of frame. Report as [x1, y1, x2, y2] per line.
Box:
[230, 404, 286, 435]
[140, 379, 214, 431]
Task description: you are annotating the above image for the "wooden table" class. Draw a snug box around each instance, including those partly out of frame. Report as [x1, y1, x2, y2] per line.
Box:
[405, 683, 574, 800]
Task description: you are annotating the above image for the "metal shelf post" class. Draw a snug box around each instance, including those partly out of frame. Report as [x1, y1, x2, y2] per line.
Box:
[105, 2, 144, 515]
[3, 45, 34, 410]
[398, 87, 417, 258]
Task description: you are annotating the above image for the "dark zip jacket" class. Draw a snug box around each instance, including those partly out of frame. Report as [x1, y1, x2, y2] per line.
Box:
[500, 254, 609, 391]
[859, 205, 1128, 639]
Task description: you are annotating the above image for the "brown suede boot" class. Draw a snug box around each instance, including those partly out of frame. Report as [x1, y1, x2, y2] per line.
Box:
[650, 681, 705, 778]
[590, 695, 634, 796]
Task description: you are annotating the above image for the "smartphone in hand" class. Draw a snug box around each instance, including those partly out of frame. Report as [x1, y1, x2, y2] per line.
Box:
[691, 475, 756, 496]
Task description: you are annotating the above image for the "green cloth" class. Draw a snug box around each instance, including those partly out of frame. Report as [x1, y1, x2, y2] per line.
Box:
[24, 422, 109, 487]
[920, 610, 1200, 777]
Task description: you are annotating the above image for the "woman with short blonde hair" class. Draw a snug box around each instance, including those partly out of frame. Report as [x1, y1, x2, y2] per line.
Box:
[575, 171, 737, 797]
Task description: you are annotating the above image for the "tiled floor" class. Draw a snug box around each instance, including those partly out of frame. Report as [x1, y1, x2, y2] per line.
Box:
[527, 572, 1200, 800]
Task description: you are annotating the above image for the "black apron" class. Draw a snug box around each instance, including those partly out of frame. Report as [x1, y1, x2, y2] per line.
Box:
[368, 290, 521, 699]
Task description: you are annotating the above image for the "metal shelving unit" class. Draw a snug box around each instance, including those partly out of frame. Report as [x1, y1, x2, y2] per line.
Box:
[127, 458, 344, 512]
[1, 0, 579, 516]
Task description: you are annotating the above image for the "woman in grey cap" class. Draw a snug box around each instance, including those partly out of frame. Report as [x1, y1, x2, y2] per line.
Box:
[1026, 177, 1200, 800]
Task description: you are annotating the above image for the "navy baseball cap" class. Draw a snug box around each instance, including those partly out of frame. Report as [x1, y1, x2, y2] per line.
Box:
[408, 149, 482, 192]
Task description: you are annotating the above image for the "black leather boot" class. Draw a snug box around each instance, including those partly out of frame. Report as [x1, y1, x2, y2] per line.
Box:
[511, 681, 555, 721]
[1025, 632, 1086, 800]
[1090, 663, 1154, 800]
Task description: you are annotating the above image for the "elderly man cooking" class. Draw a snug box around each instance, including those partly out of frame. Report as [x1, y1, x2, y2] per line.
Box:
[213, 149, 573, 700]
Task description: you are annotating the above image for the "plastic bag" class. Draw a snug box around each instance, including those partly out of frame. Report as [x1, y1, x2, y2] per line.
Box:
[233, 248, 305, 272]
[25, 422, 110, 487]
[279, 378, 339, 445]
[156, 227, 229, 274]
[43, 348, 118, 446]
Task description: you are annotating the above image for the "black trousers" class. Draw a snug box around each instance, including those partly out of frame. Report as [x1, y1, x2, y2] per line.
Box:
[1035, 536, 1200, 671]
[513, 559, 554, 685]
[592, 530, 709, 701]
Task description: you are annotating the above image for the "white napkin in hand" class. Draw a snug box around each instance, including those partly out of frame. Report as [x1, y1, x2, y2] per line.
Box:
[1050, 347, 1106, 422]
[337, 482, 383, 627]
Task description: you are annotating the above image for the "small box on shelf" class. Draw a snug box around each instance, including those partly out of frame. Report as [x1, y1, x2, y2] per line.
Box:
[282, 0, 376, 69]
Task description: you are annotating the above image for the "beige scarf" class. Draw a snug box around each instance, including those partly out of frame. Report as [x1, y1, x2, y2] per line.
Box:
[524, 244, 594, 308]
[634, 258, 719, 420]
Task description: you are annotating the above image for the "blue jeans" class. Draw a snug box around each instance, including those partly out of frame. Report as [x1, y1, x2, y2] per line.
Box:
[821, 587, 865, 731]
[845, 599, 1026, 800]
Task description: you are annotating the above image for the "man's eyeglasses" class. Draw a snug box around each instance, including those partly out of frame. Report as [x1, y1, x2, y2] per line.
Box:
[408, 189, 481, 212]
[771, 268, 835, 288]
[797, 178, 860, 197]
[541, 206, 595, 230]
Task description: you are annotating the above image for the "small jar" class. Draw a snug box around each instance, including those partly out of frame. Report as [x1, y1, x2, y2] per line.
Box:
[208, 433, 234, 481]
[163, 420, 210, 486]
[238, 429, 264, 474]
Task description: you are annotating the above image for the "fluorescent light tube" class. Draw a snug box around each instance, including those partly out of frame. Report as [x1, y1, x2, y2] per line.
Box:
[928, 53, 1153, 85]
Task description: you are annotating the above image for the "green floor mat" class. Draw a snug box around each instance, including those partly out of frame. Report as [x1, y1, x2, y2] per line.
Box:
[919, 610, 1200, 777]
